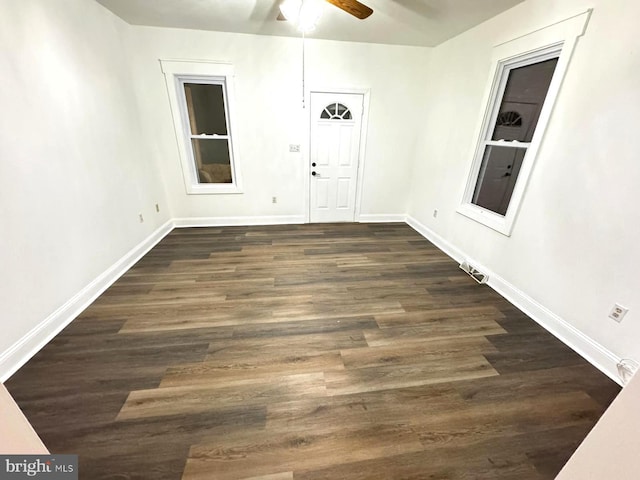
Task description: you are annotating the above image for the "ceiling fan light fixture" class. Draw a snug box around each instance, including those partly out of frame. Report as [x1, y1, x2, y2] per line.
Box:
[279, 0, 301, 23]
[280, 0, 323, 33]
[297, 0, 323, 33]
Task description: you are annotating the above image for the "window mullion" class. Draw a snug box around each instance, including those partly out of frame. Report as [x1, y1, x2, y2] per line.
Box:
[484, 140, 531, 148]
[189, 134, 230, 140]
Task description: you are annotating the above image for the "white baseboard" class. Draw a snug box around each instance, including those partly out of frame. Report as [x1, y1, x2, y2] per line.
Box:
[358, 214, 407, 223]
[406, 215, 622, 385]
[488, 273, 622, 384]
[173, 215, 306, 228]
[406, 216, 466, 263]
[0, 220, 174, 382]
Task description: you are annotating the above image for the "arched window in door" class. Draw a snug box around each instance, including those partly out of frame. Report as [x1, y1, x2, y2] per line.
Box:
[320, 103, 352, 120]
[496, 110, 523, 127]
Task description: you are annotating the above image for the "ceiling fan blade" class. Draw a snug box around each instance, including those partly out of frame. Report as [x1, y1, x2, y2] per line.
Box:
[324, 0, 373, 19]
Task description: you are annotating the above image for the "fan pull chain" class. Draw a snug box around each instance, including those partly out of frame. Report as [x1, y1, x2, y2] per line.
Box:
[302, 31, 306, 109]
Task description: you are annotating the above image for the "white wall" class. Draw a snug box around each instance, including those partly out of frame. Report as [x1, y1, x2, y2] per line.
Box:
[124, 26, 430, 221]
[557, 369, 640, 479]
[0, 383, 47, 453]
[408, 0, 640, 370]
[0, 0, 170, 372]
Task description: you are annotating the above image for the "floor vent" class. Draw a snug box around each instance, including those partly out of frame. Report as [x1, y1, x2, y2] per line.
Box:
[459, 261, 488, 284]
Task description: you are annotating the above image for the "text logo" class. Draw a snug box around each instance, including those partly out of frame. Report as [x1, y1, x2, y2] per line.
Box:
[0, 456, 77, 479]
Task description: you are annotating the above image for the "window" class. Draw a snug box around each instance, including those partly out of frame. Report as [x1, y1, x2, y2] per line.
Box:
[183, 82, 233, 184]
[160, 61, 242, 194]
[472, 56, 558, 216]
[320, 103, 352, 120]
[458, 10, 591, 235]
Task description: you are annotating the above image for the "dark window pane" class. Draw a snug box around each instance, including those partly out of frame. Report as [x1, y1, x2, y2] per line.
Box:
[191, 139, 232, 184]
[472, 145, 527, 216]
[184, 83, 227, 136]
[321, 103, 352, 120]
[491, 58, 558, 142]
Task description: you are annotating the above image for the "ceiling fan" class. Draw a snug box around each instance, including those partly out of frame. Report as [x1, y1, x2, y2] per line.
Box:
[277, 0, 373, 25]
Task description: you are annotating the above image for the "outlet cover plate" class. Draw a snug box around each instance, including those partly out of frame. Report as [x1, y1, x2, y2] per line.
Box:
[609, 303, 628, 323]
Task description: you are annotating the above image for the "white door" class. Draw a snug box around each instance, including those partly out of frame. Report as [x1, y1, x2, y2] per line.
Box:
[309, 92, 364, 223]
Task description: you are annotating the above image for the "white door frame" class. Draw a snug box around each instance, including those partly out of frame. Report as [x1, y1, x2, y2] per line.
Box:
[303, 87, 371, 223]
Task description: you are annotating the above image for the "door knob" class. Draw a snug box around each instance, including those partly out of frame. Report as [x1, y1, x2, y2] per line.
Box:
[312, 171, 317, 176]
[312, 162, 316, 167]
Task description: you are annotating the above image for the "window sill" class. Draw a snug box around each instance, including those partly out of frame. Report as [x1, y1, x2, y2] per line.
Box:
[186, 183, 244, 195]
[456, 203, 513, 236]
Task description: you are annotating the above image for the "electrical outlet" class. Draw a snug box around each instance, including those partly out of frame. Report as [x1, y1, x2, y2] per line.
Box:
[138, 214, 144, 223]
[155, 203, 160, 213]
[608, 303, 628, 323]
[433, 209, 438, 218]
[272, 196, 277, 204]
[289, 144, 300, 153]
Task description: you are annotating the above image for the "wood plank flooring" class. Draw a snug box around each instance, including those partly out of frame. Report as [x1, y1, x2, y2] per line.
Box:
[5, 223, 620, 479]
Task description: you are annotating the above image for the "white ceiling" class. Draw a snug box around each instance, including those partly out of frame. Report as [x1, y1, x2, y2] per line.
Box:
[95, 0, 525, 47]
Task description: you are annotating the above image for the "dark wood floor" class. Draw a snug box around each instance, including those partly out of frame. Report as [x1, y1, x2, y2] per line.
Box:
[6, 223, 619, 479]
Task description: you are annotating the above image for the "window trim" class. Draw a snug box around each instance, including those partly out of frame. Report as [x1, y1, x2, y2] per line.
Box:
[461, 46, 561, 228]
[160, 60, 243, 195]
[457, 10, 592, 235]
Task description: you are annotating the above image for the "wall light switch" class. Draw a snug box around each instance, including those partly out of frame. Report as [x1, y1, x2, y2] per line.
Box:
[289, 144, 300, 153]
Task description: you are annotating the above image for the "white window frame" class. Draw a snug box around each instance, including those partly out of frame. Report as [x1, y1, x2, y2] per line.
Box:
[160, 60, 243, 195]
[458, 10, 592, 235]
